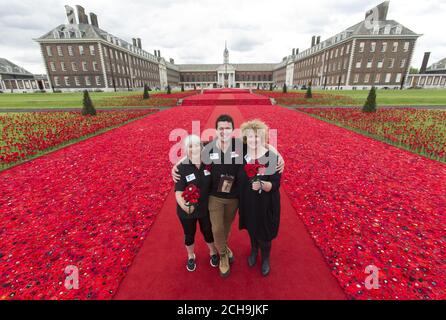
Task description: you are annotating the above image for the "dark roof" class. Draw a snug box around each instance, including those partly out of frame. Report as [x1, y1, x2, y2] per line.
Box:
[0, 58, 33, 76]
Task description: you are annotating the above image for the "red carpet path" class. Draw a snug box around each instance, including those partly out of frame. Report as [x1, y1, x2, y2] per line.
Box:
[114, 104, 346, 300]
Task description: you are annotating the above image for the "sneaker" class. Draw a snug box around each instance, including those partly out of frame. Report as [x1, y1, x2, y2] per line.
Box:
[186, 254, 196, 272]
[227, 246, 235, 264]
[210, 254, 219, 268]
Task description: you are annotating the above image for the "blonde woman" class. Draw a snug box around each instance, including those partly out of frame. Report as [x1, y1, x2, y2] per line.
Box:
[238, 120, 281, 276]
[175, 135, 218, 272]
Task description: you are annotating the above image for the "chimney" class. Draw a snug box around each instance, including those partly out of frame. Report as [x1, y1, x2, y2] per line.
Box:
[158, 50, 161, 57]
[89, 12, 99, 28]
[295, 48, 299, 55]
[137, 38, 142, 49]
[420, 52, 431, 74]
[76, 5, 88, 24]
[132, 38, 137, 47]
[170, 58, 175, 64]
[65, 5, 76, 24]
[292, 48, 295, 56]
[316, 36, 321, 45]
[311, 36, 316, 47]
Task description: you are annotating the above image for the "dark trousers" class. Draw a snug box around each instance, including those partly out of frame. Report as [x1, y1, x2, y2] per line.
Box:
[179, 214, 214, 246]
[249, 232, 271, 261]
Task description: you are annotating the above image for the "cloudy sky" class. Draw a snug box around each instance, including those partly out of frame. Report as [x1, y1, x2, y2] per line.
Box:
[0, 0, 444, 74]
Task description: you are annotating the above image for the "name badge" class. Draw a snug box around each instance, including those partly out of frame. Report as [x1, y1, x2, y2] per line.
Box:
[244, 154, 252, 163]
[204, 170, 211, 176]
[186, 173, 196, 182]
[231, 151, 239, 158]
[210, 153, 219, 160]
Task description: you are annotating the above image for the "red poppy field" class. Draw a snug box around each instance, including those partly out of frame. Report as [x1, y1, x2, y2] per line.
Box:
[297, 108, 446, 162]
[239, 105, 446, 300]
[98, 91, 199, 107]
[0, 106, 213, 300]
[254, 90, 357, 106]
[0, 110, 158, 168]
[0, 89, 445, 300]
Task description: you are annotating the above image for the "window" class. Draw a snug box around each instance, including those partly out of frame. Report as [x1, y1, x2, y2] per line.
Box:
[68, 46, 73, 56]
[79, 45, 84, 55]
[359, 42, 365, 53]
[389, 58, 395, 68]
[93, 61, 98, 71]
[71, 62, 77, 72]
[381, 42, 387, 52]
[385, 73, 392, 83]
[356, 60, 362, 68]
[395, 73, 402, 83]
[367, 59, 373, 68]
[54, 76, 60, 86]
[60, 62, 66, 72]
[95, 76, 101, 86]
[364, 74, 370, 83]
[89, 45, 95, 56]
[375, 74, 381, 83]
[64, 76, 70, 86]
[46, 46, 52, 56]
[377, 60, 383, 68]
[354, 74, 359, 83]
[344, 58, 348, 69]
[392, 42, 398, 52]
[85, 76, 91, 86]
[400, 59, 406, 69]
[82, 62, 88, 71]
[346, 44, 350, 55]
[371, 42, 376, 53]
[50, 62, 56, 72]
[404, 42, 410, 52]
[57, 46, 63, 56]
[75, 76, 80, 86]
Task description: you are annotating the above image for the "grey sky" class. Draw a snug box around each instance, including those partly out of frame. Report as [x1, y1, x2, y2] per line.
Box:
[0, 0, 444, 74]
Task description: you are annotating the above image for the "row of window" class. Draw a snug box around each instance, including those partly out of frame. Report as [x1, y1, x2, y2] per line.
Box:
[296, 41, 411, 69]
[295, 72, 405, 85]
[358, 41, 410, 54]
[296, 56, 407, 78]
[47, 45, 96, 57]
[54, 76, 102, 87]
[49, 61, 99, 72]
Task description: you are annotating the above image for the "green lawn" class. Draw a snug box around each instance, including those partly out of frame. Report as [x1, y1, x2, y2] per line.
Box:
[292, 89, 446, 106]
[0, 90, 175, 109]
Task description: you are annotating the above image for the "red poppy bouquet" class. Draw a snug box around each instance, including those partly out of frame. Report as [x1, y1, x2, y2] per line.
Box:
[182, 183, 200, 214]
[244, 160, 266, 194]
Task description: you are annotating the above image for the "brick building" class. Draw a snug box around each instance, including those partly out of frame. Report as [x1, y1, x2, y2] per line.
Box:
[406, 52, 446, 88]
[34, 5, 176, 92]
[0, 58, 50, 93]
[291, 1, 420, 90]
[32, 2, 424, 92]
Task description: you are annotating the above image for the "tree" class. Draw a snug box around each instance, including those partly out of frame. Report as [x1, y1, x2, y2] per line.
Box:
[181, 84, 185, 92]
[282, 83, 287, 93]
[143, 84, 150, 99]
[81, 90, 96, 116]
[167, 85, 171, 94]
[305, 82, 312, 99]
[362, 86, 377, 112]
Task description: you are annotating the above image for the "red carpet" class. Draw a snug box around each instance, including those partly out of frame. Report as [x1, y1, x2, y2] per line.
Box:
[114, 102, 345, 300]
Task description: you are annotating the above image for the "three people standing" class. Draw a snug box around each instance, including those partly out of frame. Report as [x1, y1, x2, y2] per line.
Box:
[173, 115, 283, 277]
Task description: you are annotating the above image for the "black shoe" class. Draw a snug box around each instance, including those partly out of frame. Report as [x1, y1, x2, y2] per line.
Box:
[186, 255, 196, 272]
[210, 254, 219, 268]
[227, 247, 235, 264]
[261, 258, 270, 276]
[248, 249, 258, 267]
